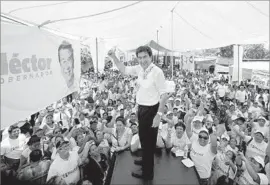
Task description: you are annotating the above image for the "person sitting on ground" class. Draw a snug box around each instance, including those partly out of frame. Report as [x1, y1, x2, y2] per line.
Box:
[1, 125, 28, 173]
[82, 143, 106, 185]
[165, 122, 190, 155]
[18, 135, 48, 170]
[101, 116, 132, 153]
[46, 141, 82, 185]
[235, 152, 268, 185]
[186, 111, 218, 185]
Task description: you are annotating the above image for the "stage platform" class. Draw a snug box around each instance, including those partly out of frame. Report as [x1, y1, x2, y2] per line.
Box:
[108, 149, 200, 185]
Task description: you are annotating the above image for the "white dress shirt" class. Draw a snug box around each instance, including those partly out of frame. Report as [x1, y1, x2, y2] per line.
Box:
[125, 63, 166, 106]
[216, 84, 227, 97]
[235, 90, 247, 103]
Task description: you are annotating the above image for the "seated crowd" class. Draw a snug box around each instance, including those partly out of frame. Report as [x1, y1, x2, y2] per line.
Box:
[1, 69, 270, 185]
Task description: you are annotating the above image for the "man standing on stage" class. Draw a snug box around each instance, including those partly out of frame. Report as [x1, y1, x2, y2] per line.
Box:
[108, 46, 170, 180]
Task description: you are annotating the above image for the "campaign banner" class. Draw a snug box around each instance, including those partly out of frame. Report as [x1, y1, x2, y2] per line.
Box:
[251, 70, 270, 88]
[181, 55, 194, 71]
[81, 45, 94, 74]
[104, 56, 113, 71]
[1, 23, 81, 128]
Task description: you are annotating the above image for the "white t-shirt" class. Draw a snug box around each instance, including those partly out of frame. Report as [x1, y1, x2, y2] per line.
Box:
[53, 112, 70, 129]
[228, 90, 236, 99]
[190, 140, 216, 178]
[111, 127, 132, 148]
[213, 152, 236, 179]
[40, 123, 56, 135]
[79, 118, 90, 128]
[237, 162, 269, 185]
[131, 134, 141, 149]
[248, 106, 263, 119]
[170, 132, 190, 151]
[244, 136, 267, 159]
[21, 143, 48, 163]
[235, 90, 247, 103]
[46, 151, 81, 184]
[216, 85, 227, 97]
[239, 111, 249, 119]
[159, 123, 175, 140]
[226, 145, 239, 154]
[198, 90, 208, 97]
[172, 116, 179, 125]
[72, 141, 92, 163]
[252, 122, 269, 139]
[1, 134, 27, 159]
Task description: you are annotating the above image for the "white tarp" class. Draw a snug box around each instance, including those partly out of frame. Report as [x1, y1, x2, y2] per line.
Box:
[1, 22, 81, 128]
[241, 61, 270, 71]
[1, 1, 269, 51]
[215, 64, 229, 73]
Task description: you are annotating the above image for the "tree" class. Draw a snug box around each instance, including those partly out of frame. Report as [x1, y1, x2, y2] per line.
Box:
[243, 44, 270, 59]
[193, 43, 270, 59]
[219, 45, 234, 58]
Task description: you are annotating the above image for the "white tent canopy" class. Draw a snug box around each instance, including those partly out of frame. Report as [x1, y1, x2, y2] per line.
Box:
[1, 1, 269, 51]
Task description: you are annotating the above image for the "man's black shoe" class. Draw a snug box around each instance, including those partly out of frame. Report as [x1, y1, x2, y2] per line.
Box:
[131, 170, 153, 180]
[131, 171, 144, 179]
[134, 159, 143, 166]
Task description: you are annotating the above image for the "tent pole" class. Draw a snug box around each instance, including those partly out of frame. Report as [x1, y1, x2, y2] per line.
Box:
[96, 38, 98, 73]
[171, 11, 174, 79]
[165, 52, 167, 67]
[238, 45, 240, 85]
[157, 30, 159, 64]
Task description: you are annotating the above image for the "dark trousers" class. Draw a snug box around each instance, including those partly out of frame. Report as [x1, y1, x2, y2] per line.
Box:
[138, 103, 159, 179]
[199, 178, 209, 185]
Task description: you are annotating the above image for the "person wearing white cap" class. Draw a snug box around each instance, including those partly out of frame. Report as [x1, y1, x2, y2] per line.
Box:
[189, 115, 208, 142]
[198, 86, 207, 97]
[172, 107, 179, 125]
[186, 114, 218, 185]
[227, 85, 236, 100]
[215, 81, 228, 101]
[251, 116, 269, 141]
[235, 86, 248, 104]
[226, 138, 239, 154]
[248, 101, 263, 119]
[217, 133, 230, 152]
[266, 133, 270, 183]
[210, 149, 237, 185]
[167, 97, 174, 111]
[158, 111, 175, 141]
[235, 152, 268, 185]
[174, 98, 181, 109]
[239, 104, 249, 120]
[233, 127, 267, 160]
[204, 114, 214, 131]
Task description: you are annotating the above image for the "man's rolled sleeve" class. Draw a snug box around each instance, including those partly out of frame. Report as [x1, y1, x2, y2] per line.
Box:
[154, 69, 166, 95]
